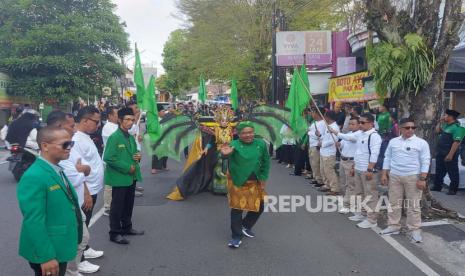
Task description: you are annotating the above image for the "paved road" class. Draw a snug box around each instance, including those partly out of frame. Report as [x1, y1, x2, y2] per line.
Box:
[0, 154, 456, 276]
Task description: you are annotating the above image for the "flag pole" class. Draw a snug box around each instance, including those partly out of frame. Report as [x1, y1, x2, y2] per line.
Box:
[292, 55, 339, 150]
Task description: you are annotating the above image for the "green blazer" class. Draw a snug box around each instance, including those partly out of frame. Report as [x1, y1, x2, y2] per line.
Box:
[17, 158, 82, 264]
[103, 128, 142, 187]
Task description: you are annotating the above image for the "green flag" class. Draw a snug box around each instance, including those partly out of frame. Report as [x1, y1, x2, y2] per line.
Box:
[144, 75, 160, 142]
[134, 44, 145, 109]
[285, 65, 311, 137]
[230, 78, 238, 110]
[199, 75, 207, 104]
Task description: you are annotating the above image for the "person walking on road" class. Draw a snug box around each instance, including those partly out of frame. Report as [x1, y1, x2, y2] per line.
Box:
[220, 122, 270, 249]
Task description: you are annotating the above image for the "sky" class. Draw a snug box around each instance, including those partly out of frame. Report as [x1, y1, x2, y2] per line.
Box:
[111, 0, 182, 74]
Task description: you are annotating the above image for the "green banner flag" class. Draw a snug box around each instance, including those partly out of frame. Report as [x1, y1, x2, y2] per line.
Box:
[144, 75, 160, 142]
[134, 44, 145, 109]
[285, 66, 311, 137]
[230, 78, 238, 110]
[199, 75, 207, 104]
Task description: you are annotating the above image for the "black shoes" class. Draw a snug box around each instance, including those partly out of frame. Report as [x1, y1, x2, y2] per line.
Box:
[430, 187, 442, 192]
[110, 234, 129, 245]
[446, 191, 457, 195]
[125, 228, 145, 236]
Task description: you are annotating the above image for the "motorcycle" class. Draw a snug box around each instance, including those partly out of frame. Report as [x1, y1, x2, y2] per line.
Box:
[7, 144, 38, 182]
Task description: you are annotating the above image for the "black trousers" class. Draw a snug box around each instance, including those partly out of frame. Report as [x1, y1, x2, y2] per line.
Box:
[280, 145, 295, 164]
[109, 182, 136, 237]
[230, 202, 264, 239]
[294, 145, 310, 175]
[152, 155, 168, 170]
[83, 194, 98, 227]
[434, 154, 460, 192]
[29, 262, 67, 276]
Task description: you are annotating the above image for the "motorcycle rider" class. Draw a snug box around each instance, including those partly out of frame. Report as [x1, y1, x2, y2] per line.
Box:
[5, 109, 40, 150]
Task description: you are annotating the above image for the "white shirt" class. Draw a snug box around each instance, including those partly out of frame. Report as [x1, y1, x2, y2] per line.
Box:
[129, 124, 141, 151]
[338, 128, 382, 171]
[102, 121, 119, 147]
[59, 149, 86, 207]
[280, 124, 296, 145]
[308, 120, 326, 148]
[342, 115, 351, 133]
[383, 135, 431, 176]
[320, 122, 339, 157]
[339, 130, 361, 158]
[72, 131, 104, 195]
[25, 128, 39, 150]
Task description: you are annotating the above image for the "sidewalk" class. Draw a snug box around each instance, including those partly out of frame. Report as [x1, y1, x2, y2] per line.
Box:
[432, 190, 465, 218]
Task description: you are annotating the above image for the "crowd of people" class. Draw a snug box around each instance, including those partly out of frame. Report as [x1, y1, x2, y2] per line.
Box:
[16, 102, 146, 276]
[10, 98, 465, 274]
[281, 103, 465, 243]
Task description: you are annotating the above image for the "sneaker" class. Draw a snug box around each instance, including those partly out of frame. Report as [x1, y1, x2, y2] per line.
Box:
[242, 227, 255, 238]
[338, 207, 350, 214]
[83, 247, 104, 259]
[410, 229, 422, 243]
[379, 226, 401, 235]
[228, 238, 242, 248]
[356, 219, 377, 229]
[102, 209, 110, 216]
[135, 191, 143, 197]
[286, 164, 291, 168]
[136, 186, 144, 192]
[348, 214, 366, 221]
[78, 261, 100, 274]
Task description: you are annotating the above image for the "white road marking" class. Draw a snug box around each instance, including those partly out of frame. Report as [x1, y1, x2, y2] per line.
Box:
[0, 161, 8, 165]
[372, 226, 440, 276]
[421, 220, 450, 227]
[89, 207, 105, 228]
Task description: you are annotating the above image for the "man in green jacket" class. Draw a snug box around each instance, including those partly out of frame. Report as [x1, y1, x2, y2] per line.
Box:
[104, 108, 143, 244]
[17, 126, 82, 276]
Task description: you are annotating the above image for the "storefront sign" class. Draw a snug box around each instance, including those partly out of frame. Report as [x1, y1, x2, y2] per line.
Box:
[276, 31, 332, 66]
[328, 71, 380, 102]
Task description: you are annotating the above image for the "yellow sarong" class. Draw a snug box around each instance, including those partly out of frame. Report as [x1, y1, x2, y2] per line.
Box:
[227, 175, 265, 212]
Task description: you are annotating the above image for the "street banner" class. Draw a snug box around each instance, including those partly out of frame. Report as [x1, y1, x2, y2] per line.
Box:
[328, 71, 381, 102]
[276, 31, 332, 66]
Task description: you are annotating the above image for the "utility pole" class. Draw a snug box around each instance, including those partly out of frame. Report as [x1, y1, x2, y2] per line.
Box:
[271, 1, 277, 104]
[277, 9, 287, 106]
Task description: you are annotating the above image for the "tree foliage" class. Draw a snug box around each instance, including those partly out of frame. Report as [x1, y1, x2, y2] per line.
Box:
[0, 0, 130, 102]
[365, 0, 464, 142]
[367, 33, 435, 98]
[162, 0, 350, 100]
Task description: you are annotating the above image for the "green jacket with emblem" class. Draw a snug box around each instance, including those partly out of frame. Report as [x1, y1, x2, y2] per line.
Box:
[103, 128, 142, 186]
[17, 158, 82, 264]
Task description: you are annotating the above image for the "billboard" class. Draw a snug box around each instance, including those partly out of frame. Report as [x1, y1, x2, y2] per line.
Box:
[276, 31, 332, 66]
[328, 71, 380, 102]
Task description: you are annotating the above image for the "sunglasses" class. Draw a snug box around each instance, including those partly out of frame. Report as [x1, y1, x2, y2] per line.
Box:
[86, 117, 101, 125]
[402, 126, 417, 130]
[49, 140, 75, 150]
[359, 121, 370, 125]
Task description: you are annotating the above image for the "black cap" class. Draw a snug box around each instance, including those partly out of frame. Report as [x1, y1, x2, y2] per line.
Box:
[446, 109, 460, 118]
[118, 107, 134, 119]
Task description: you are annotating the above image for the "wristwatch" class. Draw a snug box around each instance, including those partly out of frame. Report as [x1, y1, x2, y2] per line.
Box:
[367, 168, 374, 173]
[419, 176, 427, 181]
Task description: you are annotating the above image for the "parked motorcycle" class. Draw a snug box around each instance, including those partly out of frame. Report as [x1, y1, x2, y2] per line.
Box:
[7, 144, 38, 182]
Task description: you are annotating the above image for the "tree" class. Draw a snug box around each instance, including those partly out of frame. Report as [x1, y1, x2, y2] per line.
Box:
[0, 0, 130, 102]
[171, 0, 350, 101]
[365, 0, 464, 144]
[161, 30, 194, 98]
[365, 0, 465, 219]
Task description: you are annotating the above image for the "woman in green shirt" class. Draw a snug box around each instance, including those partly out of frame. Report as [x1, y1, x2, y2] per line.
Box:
[220, 121, 270, 248]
